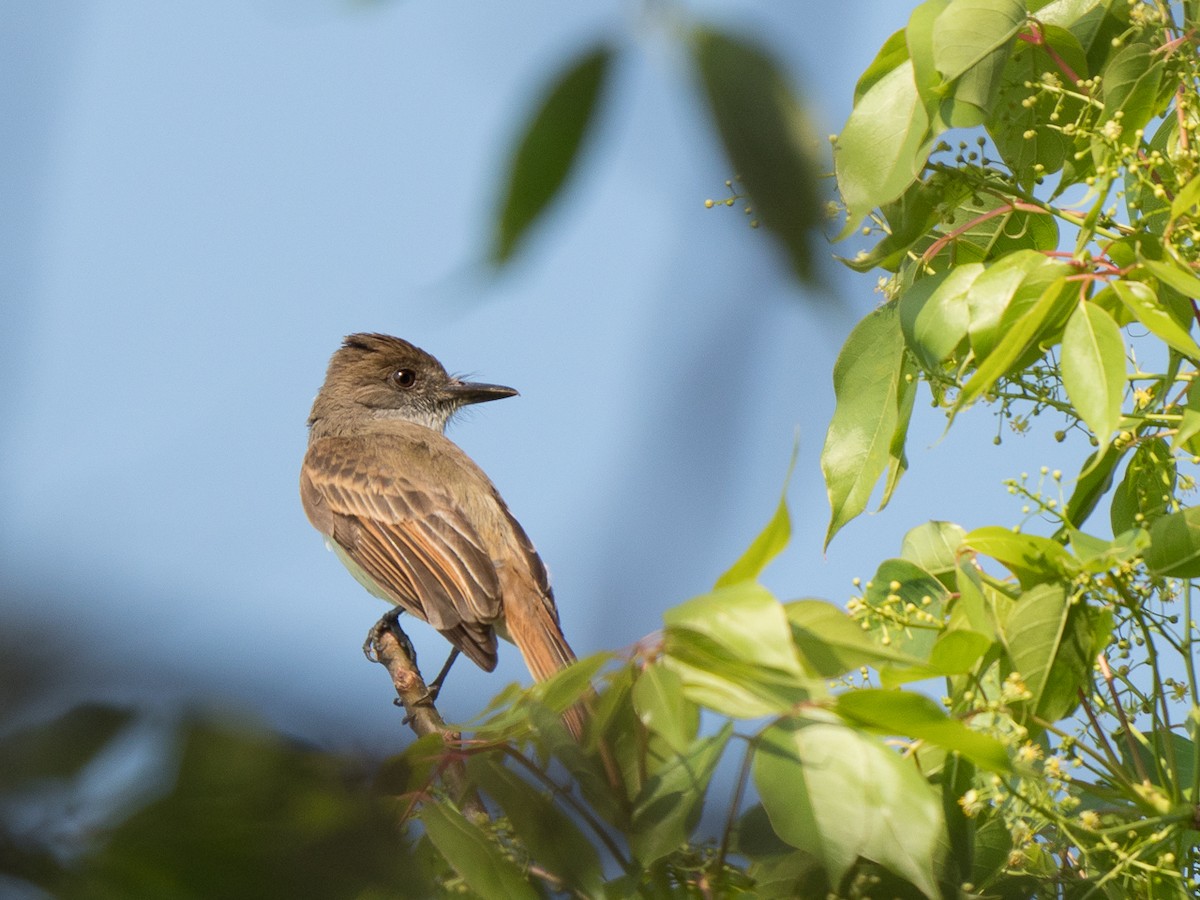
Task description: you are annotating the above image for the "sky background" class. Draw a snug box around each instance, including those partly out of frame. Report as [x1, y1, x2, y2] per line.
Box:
[2, 0, 1073, 754]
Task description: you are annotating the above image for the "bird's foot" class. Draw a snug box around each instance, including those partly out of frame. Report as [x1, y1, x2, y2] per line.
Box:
[362, 607, 413, 663]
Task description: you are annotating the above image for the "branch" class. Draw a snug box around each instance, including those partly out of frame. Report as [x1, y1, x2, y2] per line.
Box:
[365, 614, 488, 822]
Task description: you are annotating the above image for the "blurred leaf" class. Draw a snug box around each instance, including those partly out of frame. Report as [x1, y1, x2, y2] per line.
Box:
[57, 719, 417, 900]
[693, 28, 824, 281]
[754, 720, 942, 897]
[467, 755, 603, 895]
[491, 45, 612, 264]
[0, 703, 133, 790]
[785, 599, 922, 678]
[630, 723, 731, 865]
[716, 451, 794, 588]
[1060, 302, 1126, 448]
[421, 801, 539, 900]
[1146, 507, 1200, 578]
[631, 663, 698, 755]
[822, 303, 910, 546]
[834, 689, 1011, 773]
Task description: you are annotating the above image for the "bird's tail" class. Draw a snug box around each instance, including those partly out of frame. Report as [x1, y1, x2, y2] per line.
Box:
[502, 572, 586, 741]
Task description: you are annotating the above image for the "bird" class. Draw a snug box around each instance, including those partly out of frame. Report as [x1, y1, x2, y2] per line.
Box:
[299, 333, 582, 736]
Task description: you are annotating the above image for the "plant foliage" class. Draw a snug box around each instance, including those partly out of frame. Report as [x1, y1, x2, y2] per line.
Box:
[6, 2, 1200, 898]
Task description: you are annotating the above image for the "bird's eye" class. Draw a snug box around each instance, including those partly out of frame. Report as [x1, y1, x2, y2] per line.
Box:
[391, 369, 417, 388]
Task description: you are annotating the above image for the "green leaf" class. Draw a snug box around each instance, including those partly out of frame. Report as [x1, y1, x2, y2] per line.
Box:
[822, 303, 910, 546]
[1174, 378, 1200, 451]
[1063, 443, 1124, 529]
[1001, 584, 1096, 722]
[855, 29, 911, 102]
[1145, 507, 1200, 577]
[907, 0, 953, 129]
[663, 583, 812, 717]
[1111, 438, 1175, 533]
[1170, 174, 1200, 223]
[491, 45, 612, 264]
[861, 558, 950, 661]
[836, 57, 935, 223]
[883, 352, 919, 509]
[694, 29, 823, 281]
[1098, 43, 1165, 144]
[901, 520, 968, 585]
[963, 526, 1075, 587]
[988, 24, 1087, 183]
[421, 801, 540, 900]
[631, 724, 732, 865]
[1060, 302, 1126, 447]
[467, 755, 603, 895]
[716, 452, 795, 587]
[930, 0, 1026, 126]
[965, 251, 1071, 361]
[754, 720, 942, 897]
[834, 689, 1012, 773]
[955, 275, 1075, 416]
[952, 557, 1000, 639]
[929, 192, 1059, 268]
[660, 654, 808, 719]
[1141, 258, 1200, 302]
[880, 628, 995, 687]
[665, 582, 802, 676]
[1108, 280, 1200, 359]
[785, 599, 922, 678]
[631, 663, 698, 755]
[899, 265, 981, 369]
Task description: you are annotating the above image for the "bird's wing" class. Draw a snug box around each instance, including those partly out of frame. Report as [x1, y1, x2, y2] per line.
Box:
[300, 434, 502, 670]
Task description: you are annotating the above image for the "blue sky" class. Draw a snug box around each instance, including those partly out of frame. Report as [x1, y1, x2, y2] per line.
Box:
[2, 1, 1071, 751]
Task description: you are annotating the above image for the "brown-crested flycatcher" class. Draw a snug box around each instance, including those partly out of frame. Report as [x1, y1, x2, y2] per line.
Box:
[300, 334, 581, 735]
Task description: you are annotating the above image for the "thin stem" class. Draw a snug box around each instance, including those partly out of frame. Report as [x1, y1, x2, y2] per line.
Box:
[501, 745, 632, 872]
[1098, 654, 1150, 784]
[715, 735, 757, 879]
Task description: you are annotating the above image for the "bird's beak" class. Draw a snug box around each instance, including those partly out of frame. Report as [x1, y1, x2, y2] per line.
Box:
[445, 379, 519, 405]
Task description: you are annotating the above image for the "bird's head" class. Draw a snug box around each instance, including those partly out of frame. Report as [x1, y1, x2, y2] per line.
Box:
[309, 333, 518, 432]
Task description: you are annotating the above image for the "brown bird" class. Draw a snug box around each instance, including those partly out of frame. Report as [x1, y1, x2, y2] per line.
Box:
[300, 334, 581, 735]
